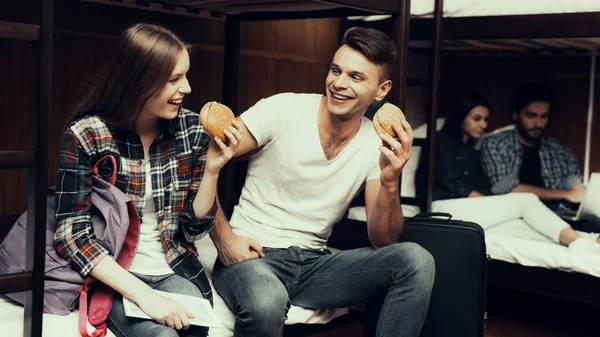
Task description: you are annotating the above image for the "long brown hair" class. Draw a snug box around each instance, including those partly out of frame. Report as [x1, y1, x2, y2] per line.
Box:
[69, 23, 189, 130]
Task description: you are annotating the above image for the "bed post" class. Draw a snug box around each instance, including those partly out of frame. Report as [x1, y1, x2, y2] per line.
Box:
[23, 0, 53, 336]
[220, 15, 241, 217]
[424, 0, 443, 212]
[390, 0, 411, 205]
[584, 54, 595, 185]
[392, 0, 411, 112]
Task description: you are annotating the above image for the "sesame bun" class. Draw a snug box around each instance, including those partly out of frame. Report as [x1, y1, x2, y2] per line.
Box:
[372, 103, 406, 139]
[200, 101, 235, 143]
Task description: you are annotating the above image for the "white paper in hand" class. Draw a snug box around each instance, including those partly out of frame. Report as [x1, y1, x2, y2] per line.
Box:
[122, 290, 222, 328]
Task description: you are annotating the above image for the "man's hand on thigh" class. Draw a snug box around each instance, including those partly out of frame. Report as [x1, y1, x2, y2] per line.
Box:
[215, 233, 265, 266]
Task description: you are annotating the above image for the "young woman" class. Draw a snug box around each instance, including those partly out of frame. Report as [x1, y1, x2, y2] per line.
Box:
[416, 92, 600, 252]
[54, 24, 242, 336]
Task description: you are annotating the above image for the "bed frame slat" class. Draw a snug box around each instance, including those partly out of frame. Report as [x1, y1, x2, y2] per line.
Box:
[0, 273, 33, 295]
[0, 20, 40, 41]
[0, 151, 36, 169]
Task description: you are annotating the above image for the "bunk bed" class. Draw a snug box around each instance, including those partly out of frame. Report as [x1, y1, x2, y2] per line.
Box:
[398, 0, 600, 307]
[0, 1, 413, 337]
[0, 1, 53, 337]
[5, 1, 598, 336]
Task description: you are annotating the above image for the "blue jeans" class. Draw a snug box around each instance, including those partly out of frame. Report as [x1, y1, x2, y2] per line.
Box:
[107, 272, 209, 337]
[213, 242, 435, 337]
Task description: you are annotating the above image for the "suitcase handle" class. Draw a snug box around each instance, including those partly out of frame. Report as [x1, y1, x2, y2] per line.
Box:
[412, 212, 453, 221]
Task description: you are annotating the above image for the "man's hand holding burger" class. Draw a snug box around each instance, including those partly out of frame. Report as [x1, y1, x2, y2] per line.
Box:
[372, 102, 414, 189]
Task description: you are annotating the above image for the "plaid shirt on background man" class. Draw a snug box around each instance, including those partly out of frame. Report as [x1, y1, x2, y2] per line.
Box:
[54, 109, 216, 301]
[480, 128, 583, 196]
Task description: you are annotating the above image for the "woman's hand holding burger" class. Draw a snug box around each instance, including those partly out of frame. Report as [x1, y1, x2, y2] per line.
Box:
[200, 101, 243, 175]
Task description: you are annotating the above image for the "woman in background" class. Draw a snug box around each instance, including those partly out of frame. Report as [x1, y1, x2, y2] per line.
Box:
[416, 92, 600, 253]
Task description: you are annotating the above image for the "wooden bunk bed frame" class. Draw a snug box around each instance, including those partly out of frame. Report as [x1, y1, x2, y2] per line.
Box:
[0, 1, 412, 336]
[0, 1, 53, 337]
[410, 4, 600, 307]
[5, 1, 598, 336]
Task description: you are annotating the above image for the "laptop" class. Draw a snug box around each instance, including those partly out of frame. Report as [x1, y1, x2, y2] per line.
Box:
[556, 172, 600, 221]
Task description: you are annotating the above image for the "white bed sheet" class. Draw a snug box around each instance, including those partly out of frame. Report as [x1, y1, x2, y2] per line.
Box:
[0, 296, 117, 337]
[0, 236, 347, 337]
[347, 209, 600, 277]
[486, 219, 600, 277]
[411, 0, 600, 17]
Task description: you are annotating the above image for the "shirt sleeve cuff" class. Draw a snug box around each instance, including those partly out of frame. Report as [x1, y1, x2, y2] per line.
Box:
[180, 198, 217, 241]
[561, 175, 583, 189]
[491, 174, 519, 195]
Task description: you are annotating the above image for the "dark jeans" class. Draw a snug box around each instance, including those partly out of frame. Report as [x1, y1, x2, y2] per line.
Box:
[213, 243, 435, 337]
[107, 272, 208, 337]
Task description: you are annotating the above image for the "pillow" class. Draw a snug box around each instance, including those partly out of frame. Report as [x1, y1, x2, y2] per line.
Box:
[401, 118, 446, 198]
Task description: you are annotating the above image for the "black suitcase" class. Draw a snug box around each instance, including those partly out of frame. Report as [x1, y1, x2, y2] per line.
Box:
[327, 212, 488, 337]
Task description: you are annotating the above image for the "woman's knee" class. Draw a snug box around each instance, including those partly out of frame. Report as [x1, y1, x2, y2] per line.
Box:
[513, 192, 540, 205]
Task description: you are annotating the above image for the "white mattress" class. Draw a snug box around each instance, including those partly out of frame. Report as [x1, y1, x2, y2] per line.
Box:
[486, 219, 600, 277]
[347, 207, 600, 277]
[351, 0, 600, 21]
[0, 236, 347, 337]
[412, 0, 600, 17]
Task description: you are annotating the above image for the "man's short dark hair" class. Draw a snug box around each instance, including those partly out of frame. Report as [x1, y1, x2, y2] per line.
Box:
[511, 82, 554, 114]
[339, 27, 397, 82]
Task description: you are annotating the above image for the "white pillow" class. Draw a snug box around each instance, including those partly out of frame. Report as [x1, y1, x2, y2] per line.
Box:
[401, 118, 446, 198]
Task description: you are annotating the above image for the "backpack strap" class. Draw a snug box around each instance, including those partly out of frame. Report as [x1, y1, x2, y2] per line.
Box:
[77, 154, 140, 337]
[77, 278, 106, 337]
[92, 154, 117, 185]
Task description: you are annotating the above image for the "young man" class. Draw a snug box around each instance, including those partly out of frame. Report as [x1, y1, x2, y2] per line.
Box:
[209, 27, 435, 337]
[480, 82, 585, 209]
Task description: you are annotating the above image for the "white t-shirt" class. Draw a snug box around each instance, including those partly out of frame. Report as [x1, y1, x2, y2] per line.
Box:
[128, 160, 173, 275]
[230, 93, 381, 249]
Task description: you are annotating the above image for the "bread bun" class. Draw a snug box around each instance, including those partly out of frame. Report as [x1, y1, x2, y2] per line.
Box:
[372, 102, 406, 139]
[200, 101, 235, 143]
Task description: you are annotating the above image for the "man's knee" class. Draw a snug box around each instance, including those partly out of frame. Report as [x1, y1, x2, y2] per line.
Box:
[214, 260, 290, 329]
[236, 277, 290, 333]
[389, 242, 435, 289]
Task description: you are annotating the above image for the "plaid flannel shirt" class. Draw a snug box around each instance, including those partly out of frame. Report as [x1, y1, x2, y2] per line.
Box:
[54, 109, 216, 300]
[480, 128, 582, 196]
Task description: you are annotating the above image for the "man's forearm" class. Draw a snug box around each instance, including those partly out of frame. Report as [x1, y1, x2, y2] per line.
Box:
[209, 199, 234, 242]
[512, 184, 567, 201]
[368, 184, 404, 248]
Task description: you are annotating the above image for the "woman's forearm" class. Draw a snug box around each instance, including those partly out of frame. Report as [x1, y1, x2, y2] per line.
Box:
[192, 171, 219, 217]
[89, 256, 154, 303]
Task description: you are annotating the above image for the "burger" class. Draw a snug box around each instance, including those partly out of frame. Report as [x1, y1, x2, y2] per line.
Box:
[372, 102, 406, 139]
[199, 101, 235, 143]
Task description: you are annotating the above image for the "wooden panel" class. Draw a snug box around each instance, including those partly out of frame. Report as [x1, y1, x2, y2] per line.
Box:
[489, 260, 600, 304]
[52, 0, 226, 46]
[0, 151, 36, 168]
[440, 56, 593, 174]
[238, 55, 330, 112]
[241, 18, 339, 66]
[169, 0, 402, 13]
[0, 273, 32, 294]
[411, 12, 600, 41]
[0, 0, 342, 216]
[0, 20, 39, 41]
[0, 38, 33, 216]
